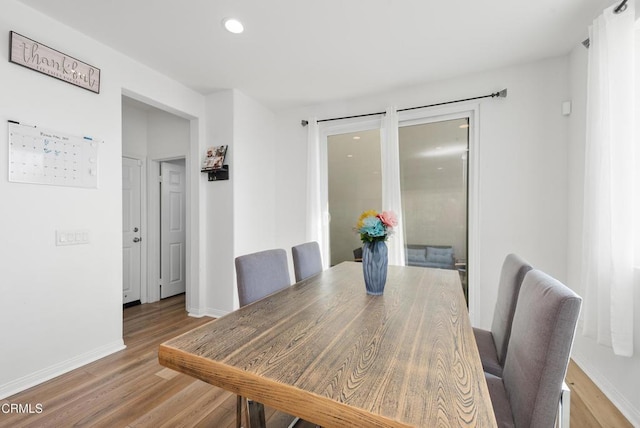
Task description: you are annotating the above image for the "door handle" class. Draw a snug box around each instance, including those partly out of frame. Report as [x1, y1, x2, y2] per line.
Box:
[133, 237, 141, 243]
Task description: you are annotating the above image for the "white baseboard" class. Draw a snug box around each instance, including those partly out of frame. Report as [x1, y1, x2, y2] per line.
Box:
[572, 351, 640, 427]
[187, 306, 230, 319]
[0, 340, 125, 400]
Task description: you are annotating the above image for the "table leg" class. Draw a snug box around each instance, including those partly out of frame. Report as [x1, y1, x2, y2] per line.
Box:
[236, 396, 243, 428]
[247, 399, 266, 428]
[287, 416, 301, 428]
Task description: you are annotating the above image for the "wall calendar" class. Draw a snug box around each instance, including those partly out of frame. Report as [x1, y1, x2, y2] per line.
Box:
[8, 121, 99, 188]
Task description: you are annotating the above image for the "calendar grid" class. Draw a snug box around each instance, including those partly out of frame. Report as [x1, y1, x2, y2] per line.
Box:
[8, 122, 98, 188]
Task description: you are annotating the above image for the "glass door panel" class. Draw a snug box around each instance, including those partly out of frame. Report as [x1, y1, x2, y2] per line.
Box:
[398, 118, 469, 298]
[327, 129, 381, 266]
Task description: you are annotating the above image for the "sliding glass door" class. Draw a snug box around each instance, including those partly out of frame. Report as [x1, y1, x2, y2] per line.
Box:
[398, 118, 469, 298]
[326, 116, 470, 299]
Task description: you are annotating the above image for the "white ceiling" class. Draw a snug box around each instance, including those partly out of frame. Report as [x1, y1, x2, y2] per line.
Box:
[18, 0, 616, 111]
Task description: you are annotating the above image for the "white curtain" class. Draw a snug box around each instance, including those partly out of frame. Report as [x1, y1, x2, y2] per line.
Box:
[306, 118, 329, 268]
[380, 107, 406, 266]
[581, 1, 635, 357]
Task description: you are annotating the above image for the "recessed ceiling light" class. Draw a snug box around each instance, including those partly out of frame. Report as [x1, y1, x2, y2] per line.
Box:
[459, 124, 469, 129]
[222, 18, 244, 34]
[347, 154, 353, 158]
[353, 136, 361, 140]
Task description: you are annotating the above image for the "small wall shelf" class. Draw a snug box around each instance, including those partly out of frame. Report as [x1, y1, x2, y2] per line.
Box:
[201, 165, 229, 181]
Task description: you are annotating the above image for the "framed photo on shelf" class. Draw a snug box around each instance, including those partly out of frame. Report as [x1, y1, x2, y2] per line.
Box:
[202, 145, 227, 170]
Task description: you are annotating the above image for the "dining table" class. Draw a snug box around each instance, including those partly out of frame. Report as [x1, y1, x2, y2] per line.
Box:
[158, 261, 497, 427]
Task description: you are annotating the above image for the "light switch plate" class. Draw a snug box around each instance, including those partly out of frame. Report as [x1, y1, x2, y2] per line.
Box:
[56, 229, 90, 246]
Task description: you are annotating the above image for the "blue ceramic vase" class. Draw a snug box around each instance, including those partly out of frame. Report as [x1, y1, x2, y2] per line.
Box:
[362, 240, 388, 295]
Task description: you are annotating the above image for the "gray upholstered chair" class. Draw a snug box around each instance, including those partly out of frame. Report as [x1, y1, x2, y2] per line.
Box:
[236, 248, 291, 307]
[292, 241, 323, 282]
[473, 253, 532, 377]
[353, 247, 363, 262]
[484, 269, 582, 428]
[235, 248, 291, 427]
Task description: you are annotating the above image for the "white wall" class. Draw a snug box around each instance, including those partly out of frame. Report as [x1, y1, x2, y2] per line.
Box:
[122, 100, 190, 160]
[233, 91, 278, 257]
[147, 110, 190, 160]
[122, 103, 148, 158]
[566, 34, 640, 426]
[0, 0, 206, 398]
[202, 89, 278, 316]
[275, 56, 571, 329]
[203, 90, 235, 316]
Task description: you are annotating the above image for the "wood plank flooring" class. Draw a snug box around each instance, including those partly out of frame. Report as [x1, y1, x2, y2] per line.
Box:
[566, 361, 632, 428]
[0, 294, 631, 427]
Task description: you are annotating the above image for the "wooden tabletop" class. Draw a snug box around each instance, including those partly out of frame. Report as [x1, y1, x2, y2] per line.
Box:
[158, 262, 496, 427]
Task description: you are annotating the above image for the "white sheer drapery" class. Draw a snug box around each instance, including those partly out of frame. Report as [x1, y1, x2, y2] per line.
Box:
[380, 107, 406, 266]
[581, 1, 635, 357]
[306, 118, 329, 268]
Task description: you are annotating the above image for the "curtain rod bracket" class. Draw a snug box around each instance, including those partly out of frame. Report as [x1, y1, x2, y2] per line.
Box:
[614, 0, 628, 13]
[496, 89, 508, 98]
[583, 0, 627, 49]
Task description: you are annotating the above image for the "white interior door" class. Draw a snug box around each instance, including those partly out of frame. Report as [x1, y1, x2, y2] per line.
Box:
[160, 160, 186, 298]
[122, 157, 142, 304]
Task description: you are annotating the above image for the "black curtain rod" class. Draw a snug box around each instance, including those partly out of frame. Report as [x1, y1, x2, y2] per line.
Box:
[582, 0, 628, 48]
[301, 88, 507, 127]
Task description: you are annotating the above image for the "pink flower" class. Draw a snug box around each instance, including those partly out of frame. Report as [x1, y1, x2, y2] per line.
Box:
[377, 211, 397, 228]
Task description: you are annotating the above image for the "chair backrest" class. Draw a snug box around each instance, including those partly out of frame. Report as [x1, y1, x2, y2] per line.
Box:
[502, 269, 582, 428]
[235, 249, 291, 307]
[291, 241, 323, 282]
[491, 253, 533, 364]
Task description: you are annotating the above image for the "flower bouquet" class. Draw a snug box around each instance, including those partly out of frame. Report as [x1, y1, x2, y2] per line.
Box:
[356, 210, 398, 243]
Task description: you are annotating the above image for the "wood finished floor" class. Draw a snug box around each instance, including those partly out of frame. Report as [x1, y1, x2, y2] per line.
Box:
[1, 294, 632, 427]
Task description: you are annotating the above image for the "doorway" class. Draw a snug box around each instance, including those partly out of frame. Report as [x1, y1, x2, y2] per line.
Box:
[121, 95, 191, 306]
[122, 156, 143, 306]
[159, 159, 186, 299]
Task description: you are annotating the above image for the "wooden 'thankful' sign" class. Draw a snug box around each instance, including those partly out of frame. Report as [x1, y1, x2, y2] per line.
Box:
[9, 31, 100, 94]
